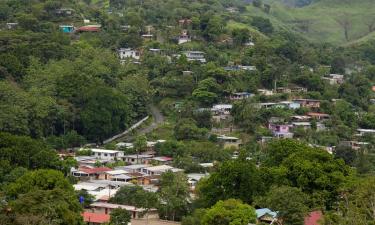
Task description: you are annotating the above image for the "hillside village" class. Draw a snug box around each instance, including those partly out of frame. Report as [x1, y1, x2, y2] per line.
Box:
[1, 0, 375, 225]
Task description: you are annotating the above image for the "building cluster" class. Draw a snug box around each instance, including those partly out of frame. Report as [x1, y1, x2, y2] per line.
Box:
[70, 141, 210, 224]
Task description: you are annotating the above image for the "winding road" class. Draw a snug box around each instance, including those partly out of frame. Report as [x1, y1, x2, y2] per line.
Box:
[104, 104, 164, 143]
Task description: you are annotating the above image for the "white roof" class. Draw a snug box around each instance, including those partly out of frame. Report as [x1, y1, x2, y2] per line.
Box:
[112, 174, 132, 180]
[187, 173, 208, 181]
[212, 104, 232, 110]
[200, 163, 214, 168]
[292, 122, 311, 126]
[116, 142, 133, 148]
[105, 170, 128, 175]
[358, 129, 375, 133]
[119, 164, 150, 171]
[145, 165, 174, 172]
[91, 149, 121, 154]
[74, 182, 107, 191]
[90, 202, 155, 212]
[217, 135, 239, 140]
[124, 154, 153, 159]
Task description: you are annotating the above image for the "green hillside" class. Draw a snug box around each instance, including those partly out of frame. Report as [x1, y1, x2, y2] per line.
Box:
[247, 0, 375, 45]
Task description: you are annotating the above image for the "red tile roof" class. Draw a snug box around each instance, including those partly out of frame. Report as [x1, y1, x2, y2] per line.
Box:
[82, 212, 110, 224]
[80, 167, 112, 174]
[77, 26, 100, 32]
[304, 211, 323, 225]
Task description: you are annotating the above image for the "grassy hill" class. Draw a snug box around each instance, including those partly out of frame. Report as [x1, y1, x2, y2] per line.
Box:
[246, 0, 375, 45]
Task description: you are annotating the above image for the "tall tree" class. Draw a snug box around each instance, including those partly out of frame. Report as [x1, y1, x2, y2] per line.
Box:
[158, 171, 190, 221]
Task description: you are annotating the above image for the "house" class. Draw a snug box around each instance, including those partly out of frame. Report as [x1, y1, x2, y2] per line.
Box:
[141, 165, 183, 176]
[292, 122, 311, 130]
[293, 99, 321, 109]
[151, 156, 173, 165]
[322, 74, 344, 85]
[357, 128, 375, 136]
[74, 181, 120, 200]
[268, 124, 290, 133]
[211, 104, 232, 115]
[339, 141, 369, 150]
[142, 34, 154, 41]
[182, 71, 193, 76]
[55, 8, 74, 16]
[90, 202, 158, 219]
[273, 131, 294, 139]
[257, 89, 274, 96]
[82, 212, 110, 225]
[268, 117, 284, 123]
[276, 87, 292, 94]
[269, 124, 293, 139]
[187, 173, 209, 191]
[291, 86, 308, 93]
[6, 23, 18, 29]
[226, 7, 239, 13]
[118, 48, 140, 60]
[279, 101, 301, 109]
[120, 25, 131, 31]
[75, 156, 109, 167]
[178, 30, 191, 44]
[256, 208, 278, 224]
[229, 92, 254, 100]
[123, 154, 153, 164]
[72, 166, 113, 179]
[91, 149, 124, 161]
[183, 51, 206, 63]
[307, 112, 330, 120]
[304, 211, 323, 225]
[103, 170, 128, 181]
[59, 25, 74, 33]
[217, 135, 242, 149]
[259, 136, 273, 144]
[76, 25, 101, 32]
[115, 142, 134, 149]
[118, 164, 150, 173]
[291, 115, 311, 122]
[257, 102, 286, 109]
[239, 65, 256, 71]
[178, 19, 192, 27]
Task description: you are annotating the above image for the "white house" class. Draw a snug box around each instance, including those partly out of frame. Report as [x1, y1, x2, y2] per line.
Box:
[211, 104, 232, 115]
[183, 51, 206, 63]
[91, 149, 124, 161]
[141, 165, 183, 175]
[357, 129, 375, 136]
[118, 48, 140, 60]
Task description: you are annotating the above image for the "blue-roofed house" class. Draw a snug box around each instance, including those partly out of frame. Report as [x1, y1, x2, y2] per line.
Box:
[256, 208, 278, 224]
[59, 25, 74, 33]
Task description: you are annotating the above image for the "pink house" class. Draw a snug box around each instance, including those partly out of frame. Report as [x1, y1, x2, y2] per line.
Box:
[268, 124, 290, 133]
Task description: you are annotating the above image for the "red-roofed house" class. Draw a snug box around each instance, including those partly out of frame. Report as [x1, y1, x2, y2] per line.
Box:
[82, 212, 110, 225]
[72, 166, 113, 180]
[304, 211, 323, 225]
[76, 26, 101, 32]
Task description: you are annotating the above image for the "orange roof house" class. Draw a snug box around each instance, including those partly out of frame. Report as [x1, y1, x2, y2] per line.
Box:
[82, 212, 110, 224]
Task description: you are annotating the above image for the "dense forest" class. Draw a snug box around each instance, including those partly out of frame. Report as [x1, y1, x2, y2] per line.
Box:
[1, 0, 375, 224]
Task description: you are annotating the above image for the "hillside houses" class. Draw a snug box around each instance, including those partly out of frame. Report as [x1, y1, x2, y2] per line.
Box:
[322, 74, 345, 85]
[118, 48, 141, 61]
[178, 30, 191, 44]
[183, 51, 206, 63]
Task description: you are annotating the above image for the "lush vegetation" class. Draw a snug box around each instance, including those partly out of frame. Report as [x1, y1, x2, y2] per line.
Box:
[1, 0, 375, 224]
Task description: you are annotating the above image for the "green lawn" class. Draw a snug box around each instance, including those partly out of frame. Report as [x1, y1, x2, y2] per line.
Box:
[245, 0, 375, 45]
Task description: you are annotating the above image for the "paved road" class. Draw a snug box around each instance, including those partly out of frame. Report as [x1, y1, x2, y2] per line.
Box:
[122, 104, 164, 142]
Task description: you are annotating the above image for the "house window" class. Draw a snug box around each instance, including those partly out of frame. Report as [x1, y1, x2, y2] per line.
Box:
[104, 153, 108, 157]
[98, 153, 101, 156]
